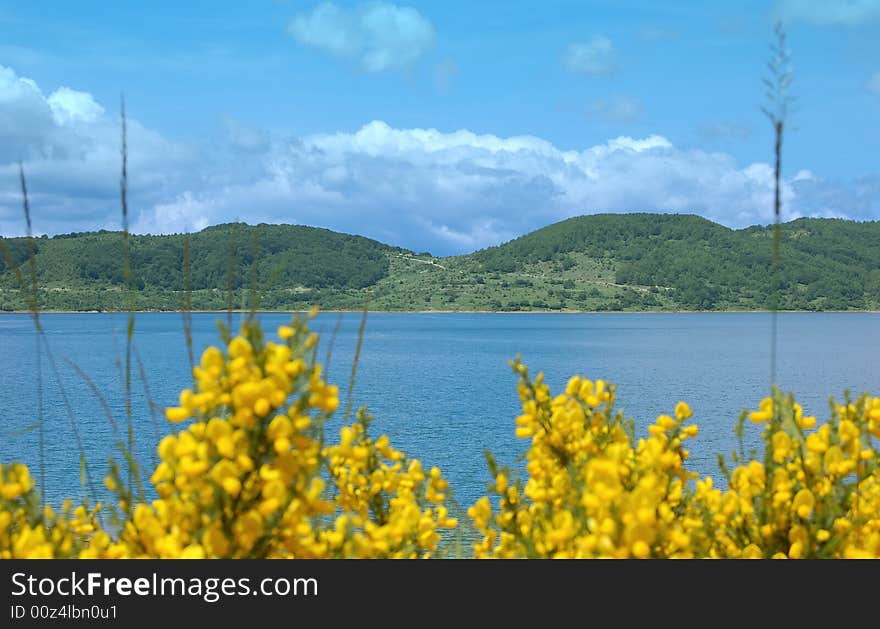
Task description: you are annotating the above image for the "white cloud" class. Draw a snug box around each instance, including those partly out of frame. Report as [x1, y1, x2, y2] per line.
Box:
[867, 72, 880, 94]
[2, 64, 878, 256]
[0, 64, 194, 233]
[590, 96, 642, 123]
[775, 0, 880, 26]
[0, 64, 58, 161]
[141, 192, 212, 235]
[309, 119, 562, 157]
[47, 87, 105, 126]
[602, 135, 671, 152]
[565, 37, 615, 76]
[287, 2, 435, 73]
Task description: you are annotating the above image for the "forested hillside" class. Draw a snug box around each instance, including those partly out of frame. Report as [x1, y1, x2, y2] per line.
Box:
[0, 223, 404, 310]
[2, 214, 879, 312]
[473, 214, 880, 310]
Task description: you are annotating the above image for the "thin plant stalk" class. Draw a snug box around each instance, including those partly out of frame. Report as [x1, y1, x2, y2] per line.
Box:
[323, 312, 345, 372]
[248, 230, 260, 320]
[65, 356, 145, 504]
[120, 96, 137, 496]
[761, 22, 793, 388]
[181, 232, 194, 371]
[770, 120, 782, 387]
[19, 164, 45, 507]
[38, 333, 98, 503]
[134, 348, 161, 470]
[226, 223, 239, 332]
[0, 173, 98, 506]
[343, 305, 369, 422]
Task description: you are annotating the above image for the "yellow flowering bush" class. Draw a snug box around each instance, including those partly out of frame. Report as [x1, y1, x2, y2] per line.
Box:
[689, 389, 880, 558]
[467, 358, 880, 559]
[0, 463, 102, 558]
[323, 411, 457, 557]
[468, 357, 706, 558]
[1, 316, 879, 559]
[109, 312, 457, 558]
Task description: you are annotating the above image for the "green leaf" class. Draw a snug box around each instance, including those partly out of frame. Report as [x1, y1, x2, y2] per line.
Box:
[1, 422, 39, 437]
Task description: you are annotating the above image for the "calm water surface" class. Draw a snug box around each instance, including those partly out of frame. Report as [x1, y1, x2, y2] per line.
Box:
[1, 312, 878, 508]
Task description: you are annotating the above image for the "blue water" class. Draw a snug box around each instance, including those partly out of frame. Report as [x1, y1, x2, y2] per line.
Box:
[1, 312, 878, 510]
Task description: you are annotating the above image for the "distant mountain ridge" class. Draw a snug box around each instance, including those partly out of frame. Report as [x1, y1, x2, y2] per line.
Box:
[2, 214, 879, 312]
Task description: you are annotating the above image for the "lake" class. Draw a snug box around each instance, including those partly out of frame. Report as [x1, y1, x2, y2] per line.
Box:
[1, 312, 878, 510]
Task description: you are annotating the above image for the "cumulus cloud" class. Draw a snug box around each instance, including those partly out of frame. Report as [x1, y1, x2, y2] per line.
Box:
[775, 0, 880, 26]
[2, 64, 879, 256]
[565, 36, 615, 76]
[590, 96, 642, 123]
[47, 87, 105, 126]
[287, 1, 435, 73]
[0, 64, 58, 162]
[0, 64, 194, 233]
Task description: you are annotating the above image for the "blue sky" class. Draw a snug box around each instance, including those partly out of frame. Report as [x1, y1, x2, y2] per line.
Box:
[1, 1, 879, 255]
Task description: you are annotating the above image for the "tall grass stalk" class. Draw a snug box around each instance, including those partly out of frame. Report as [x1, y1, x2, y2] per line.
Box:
[762, 22, 794, 388]
[64, 359, 122, 450]
[181, 232, 194, 371]
[38, 333, 98, 503]
[248, 230, 260, 319]
[226, 223, 239, 334]
[18, 164, 45, 507]
[1, 167, 98, 506]
[343, 305, 369, 422]
[120, 96, 137, 498]
[134, 348, 161, 470]
[64, 357, 146, 505]
[323, 312, 345, 371]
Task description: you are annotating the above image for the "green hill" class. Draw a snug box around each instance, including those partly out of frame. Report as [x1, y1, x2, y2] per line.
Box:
[0, 223, 406, 311]
[2, 214, 879, 312]
[470, 213, 880, 310]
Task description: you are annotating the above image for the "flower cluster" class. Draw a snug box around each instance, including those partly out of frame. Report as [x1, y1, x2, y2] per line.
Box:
[324, 410, 458, 558]
[468, 358, 702, 558]
[468, 358, 880, 559]
[689, 389, 880, 558]
[0, 463, 101, 558]
[103, 316, 333, 558]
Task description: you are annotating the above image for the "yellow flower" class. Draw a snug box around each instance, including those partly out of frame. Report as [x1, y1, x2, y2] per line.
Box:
[792, 489, 815, 520]
[675, 402, 692, 421]
[165, 406, 191, 423]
